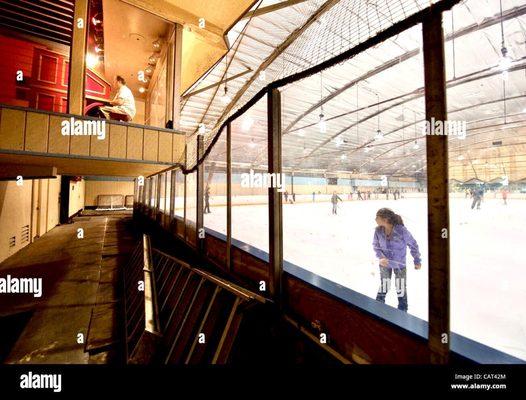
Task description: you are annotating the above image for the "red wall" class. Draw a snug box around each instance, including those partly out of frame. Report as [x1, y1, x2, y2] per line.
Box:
[0, 34, 37, 107]
[0, 33, 111, 114]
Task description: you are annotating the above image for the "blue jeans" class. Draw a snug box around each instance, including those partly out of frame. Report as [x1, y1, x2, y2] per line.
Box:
[376, 267, 408, 311]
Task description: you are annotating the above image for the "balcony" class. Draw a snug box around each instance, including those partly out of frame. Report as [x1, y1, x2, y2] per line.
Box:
[0, 104, 185, 177]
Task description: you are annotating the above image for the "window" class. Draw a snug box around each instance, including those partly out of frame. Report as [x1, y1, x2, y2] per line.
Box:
[281, 24, 428, 319]
[230, 95, 269, 255]
[444, 0, 526, 361]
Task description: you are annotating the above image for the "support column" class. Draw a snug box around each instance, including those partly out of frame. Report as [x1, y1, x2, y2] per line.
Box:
[267, 88, 283, 303]
[196, 135, 204, 249]
[226, 123, 232, 272]
[68, 0, 89, 115]
[173, 24, 183, 130]
[423, 12, 450, 364]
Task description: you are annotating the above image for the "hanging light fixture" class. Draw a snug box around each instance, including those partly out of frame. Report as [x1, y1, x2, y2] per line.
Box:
[374, 93, 383, 140]
[319, 113, 327, 133]
[498, 0, 512, 77]
[249, 139, 256, 149]
[319, 72, 327, 133]
[364, 145, 371, 153]
[221, 86, 231, 105]
[221, 55, 230, 105]
[412, 110, 419, 149]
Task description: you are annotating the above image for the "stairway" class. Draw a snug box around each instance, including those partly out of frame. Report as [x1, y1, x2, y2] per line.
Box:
[123, 236, 266, 364]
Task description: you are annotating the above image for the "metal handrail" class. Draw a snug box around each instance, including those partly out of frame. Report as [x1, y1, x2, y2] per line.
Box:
[142, 234, 161, 336]
[152, 248, 267, 304]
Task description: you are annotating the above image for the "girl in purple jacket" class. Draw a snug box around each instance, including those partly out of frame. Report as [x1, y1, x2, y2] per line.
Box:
[373, 208, 422, 312]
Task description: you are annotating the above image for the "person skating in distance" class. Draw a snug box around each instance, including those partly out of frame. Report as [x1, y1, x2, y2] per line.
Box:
[331, 191, 343, 215]
[372, 208, 421, 312]
[204, 186, 211, 214]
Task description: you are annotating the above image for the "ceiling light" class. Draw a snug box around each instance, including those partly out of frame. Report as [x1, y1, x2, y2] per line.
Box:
[413, 141, 419, 150]
[364, 146, 371, 153]
[374, 129, 383, 141]
[86, 53, 98, 69]
[152, 40, 161, 50]
[319, 113, 327, 134]
[145, 66, 154, 75]
[249, 139, 256, 149]
[457, 154, 465, 161]
[138, 87, 146, 94]
[241, 117, 254, 132]
[340, 154, 347, 160]
[148, 55, 158, 65]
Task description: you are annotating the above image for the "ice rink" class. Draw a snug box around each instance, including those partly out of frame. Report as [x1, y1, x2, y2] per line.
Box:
[203, 194, 526, 361]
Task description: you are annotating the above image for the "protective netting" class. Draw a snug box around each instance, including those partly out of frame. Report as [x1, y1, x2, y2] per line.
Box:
[180, 0, 444, 171]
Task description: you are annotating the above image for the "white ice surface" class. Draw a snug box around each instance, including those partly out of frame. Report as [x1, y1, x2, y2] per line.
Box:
[203, 196, 526, 361]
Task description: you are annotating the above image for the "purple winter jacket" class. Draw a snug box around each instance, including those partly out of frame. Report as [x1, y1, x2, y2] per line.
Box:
[372, 224, 421, 269]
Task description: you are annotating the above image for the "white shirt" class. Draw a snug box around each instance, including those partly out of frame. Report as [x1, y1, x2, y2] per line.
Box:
[114, 85, 136, 119]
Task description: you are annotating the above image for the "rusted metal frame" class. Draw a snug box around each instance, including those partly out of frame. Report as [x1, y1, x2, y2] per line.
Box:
[422, 11, 450, 364]
[267, 87, 283, 304]
[196, 135, 205, 249]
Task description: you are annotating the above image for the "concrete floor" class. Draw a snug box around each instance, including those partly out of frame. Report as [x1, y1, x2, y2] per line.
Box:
[0, 212, 136, 364]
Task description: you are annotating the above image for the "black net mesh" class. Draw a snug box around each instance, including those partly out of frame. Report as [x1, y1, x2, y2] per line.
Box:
[181, 0, 445, 171]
